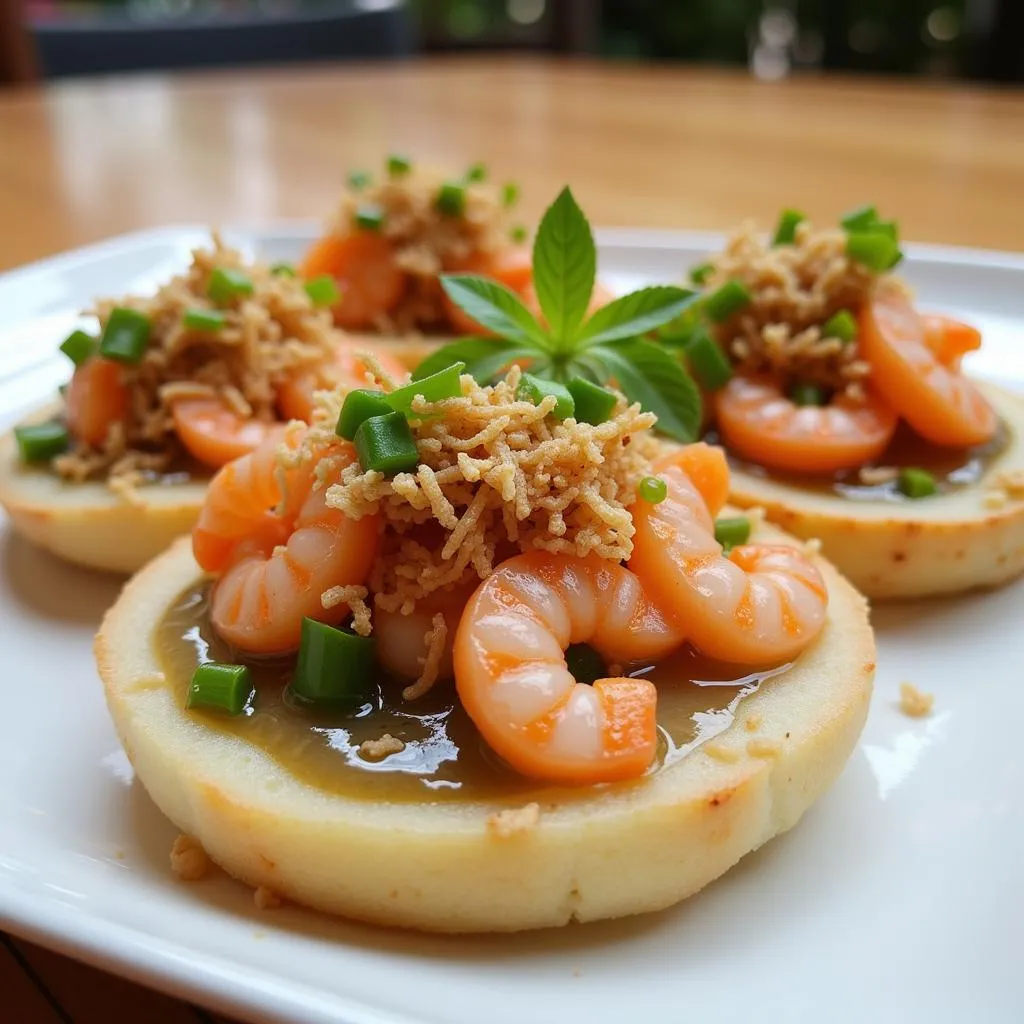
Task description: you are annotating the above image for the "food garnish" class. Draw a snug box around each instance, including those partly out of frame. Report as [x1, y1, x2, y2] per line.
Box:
[186, 663, 253, 716]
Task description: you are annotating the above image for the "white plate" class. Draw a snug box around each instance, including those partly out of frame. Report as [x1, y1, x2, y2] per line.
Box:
[1, 226, 1022, 1024]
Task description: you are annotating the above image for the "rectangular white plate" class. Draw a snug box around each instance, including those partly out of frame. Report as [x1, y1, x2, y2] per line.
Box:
[1, 226, 1022, 1024]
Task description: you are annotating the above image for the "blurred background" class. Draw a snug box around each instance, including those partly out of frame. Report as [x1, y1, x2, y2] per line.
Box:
[2, 0, 1022, 86]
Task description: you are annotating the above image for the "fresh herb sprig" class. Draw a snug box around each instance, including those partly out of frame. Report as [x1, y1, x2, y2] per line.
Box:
[413, 187, 703, 442]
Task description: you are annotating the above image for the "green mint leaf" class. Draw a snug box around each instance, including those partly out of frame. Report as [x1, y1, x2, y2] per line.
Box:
[656, 299, 706, 348]
[439, 275, 550, 350]
[531, 186, 596, 350]
[578, 286, 699, 346]
[589, 340, 702, 442]
[412, 338, 542, 385]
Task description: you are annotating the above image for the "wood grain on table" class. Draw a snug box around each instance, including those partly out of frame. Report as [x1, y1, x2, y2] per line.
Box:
[0, 56, 1021, 1022]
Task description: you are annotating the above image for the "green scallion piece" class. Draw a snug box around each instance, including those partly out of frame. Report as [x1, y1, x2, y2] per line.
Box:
[516, 372, 575, 420]
[846, 232, 901, 272]
[385, 361, 466, 416]
[98, 307, 152, 364]
[685, 329, 734, 391]
[354, 202, 385, 232]
[59, 329, 96, 367]
[436, 181, 466, 217]
[465, 162, 487, 183]
[354, 411, 420, 475]
[186, 663, 253, 716]
[501, 182, 520, 208]
[510, 224, 528, 244]
[772, 208, 806, 246]
[872, 219, 898, 241]
[336, 388, 393, 441]
[182, 308, 227, 332]
[347, 170, 371, 191]
[840, 204, 879, 232]
[898, 467, 938, 499]
[703, 280, 751, 323]
[565, 643, 606, 686]
[207, 268, 254, 305]
[387, 154, 412, 177]
[822, 309, 858, 344]
[714, 516, 751, 551]
[638, 475, 668, 505]
[14, 422, 69, 463]
[271, 262, 296, 277]
[689, 262, 714, 286]
[567, 377, 617, 425]
[290, 618, 376, 708]
[789, 382, 827, 407]
[304, 275, 341, 307]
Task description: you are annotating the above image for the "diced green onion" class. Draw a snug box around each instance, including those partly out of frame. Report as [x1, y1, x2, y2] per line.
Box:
[689, 262, 714, 286]
[271, 262, 296, 277]
[789, 382, 827, 407]
[304, 275, 341, 306]
[289, 619, 376, 708]
[14, 422, 69, 463]
[840, 204, 878, 232]
[565, 643, 606, 686]
[354, 202, 385, 232]
[182, 308, 227, 332]
[846, 231, 901, 272]
[387, 154, 412, 177]
[703, 280, 751, 323]
[898, 467, 938, 499]
[516, 372, 575, 420]
[501, 182, 520, 208]
[186, 663, 253, 716]
[887, 249, 905, 270]
[465, 162, 487, 183]
[772, 208, 806, 246]
[638, 475, 668, 504]
[685, 329, 734, 391]
[385, 361, 466, 416]
[98, 307, 151, 364]
[714, 516, 751, 550]
[59, 329, 96, 367]
[872, 219, 898, 241]
[354, 411, 420, 475]
[436, 181, 466, 217]
[336, 388, 393, 441]
[510, 224, 528, 244]
[347, 170, 371, 191]
[567, 377, 617, 425]
[822, 309, 857, 344]
[207, 267, 254, 305]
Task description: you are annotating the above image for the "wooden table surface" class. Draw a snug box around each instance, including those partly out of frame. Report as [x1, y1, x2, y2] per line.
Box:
[1, 56, 1022, 1022]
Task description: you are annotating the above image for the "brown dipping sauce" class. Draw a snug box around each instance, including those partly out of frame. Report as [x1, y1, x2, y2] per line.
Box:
[155, 583, 787, 804]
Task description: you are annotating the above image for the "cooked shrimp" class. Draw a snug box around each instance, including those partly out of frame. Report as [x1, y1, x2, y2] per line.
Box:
[922, 313, 982, 368]
[300, 232, 406, 330]
[630, 445, 827, 665]
[442, 246, 533, 335]
[860, 289, 996, 447]
[715, 375, 898, 474]
[193, 429, 379, 654]
[171, 398, 284, 469]
[65, 356, 128, 447]
[453, 551, 684, 784]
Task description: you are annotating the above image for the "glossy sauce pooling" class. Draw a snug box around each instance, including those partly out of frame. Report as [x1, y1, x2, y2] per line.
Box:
[156, 584, 786, 804]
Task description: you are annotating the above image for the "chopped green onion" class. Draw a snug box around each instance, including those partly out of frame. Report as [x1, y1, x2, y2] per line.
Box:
[772, 208, 806, 246]
[872, 219, 898, 241]
[567, 377, 616, 425]
[822, 309, 858, 344]
[565, 643, 606, 686]
[898, 467, 938, 499]
[304, 275, 341, 306]
[516, 372, 574, 420]
[689, 262, 714, 286]
[386, 361, 465, 416]
[387, 154, 412, 177]
[354, 411, 420, 475]
[289, 618, 376, 708]
[336, 388, 393, 441]
[59, 329, 96, 367]
[182, 308, 227, 332]
[846, 232, 901, 272]
[510, 224, 528, 244]
[354, 202, 385, 232]
[14, 422, 69, 463]
[714, 516, 751, 551]
[639, 475, 668, 505]
[98, 307, 151, 364]
[887, 249, 905, 270]
[348, 170, 371, 191]
[789, 382, 827, 407]
[436, 181, 466, 217]
[271, 262, 296, 277]
[840, 204, 878, 232]
[207, 267, 254, 305]
[685, 330, 734, 391]
[465, 162, 487, 183]
[186, 663, 253, 716]
[501, 182, 520, 208]
[703, 280, 751, 323]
